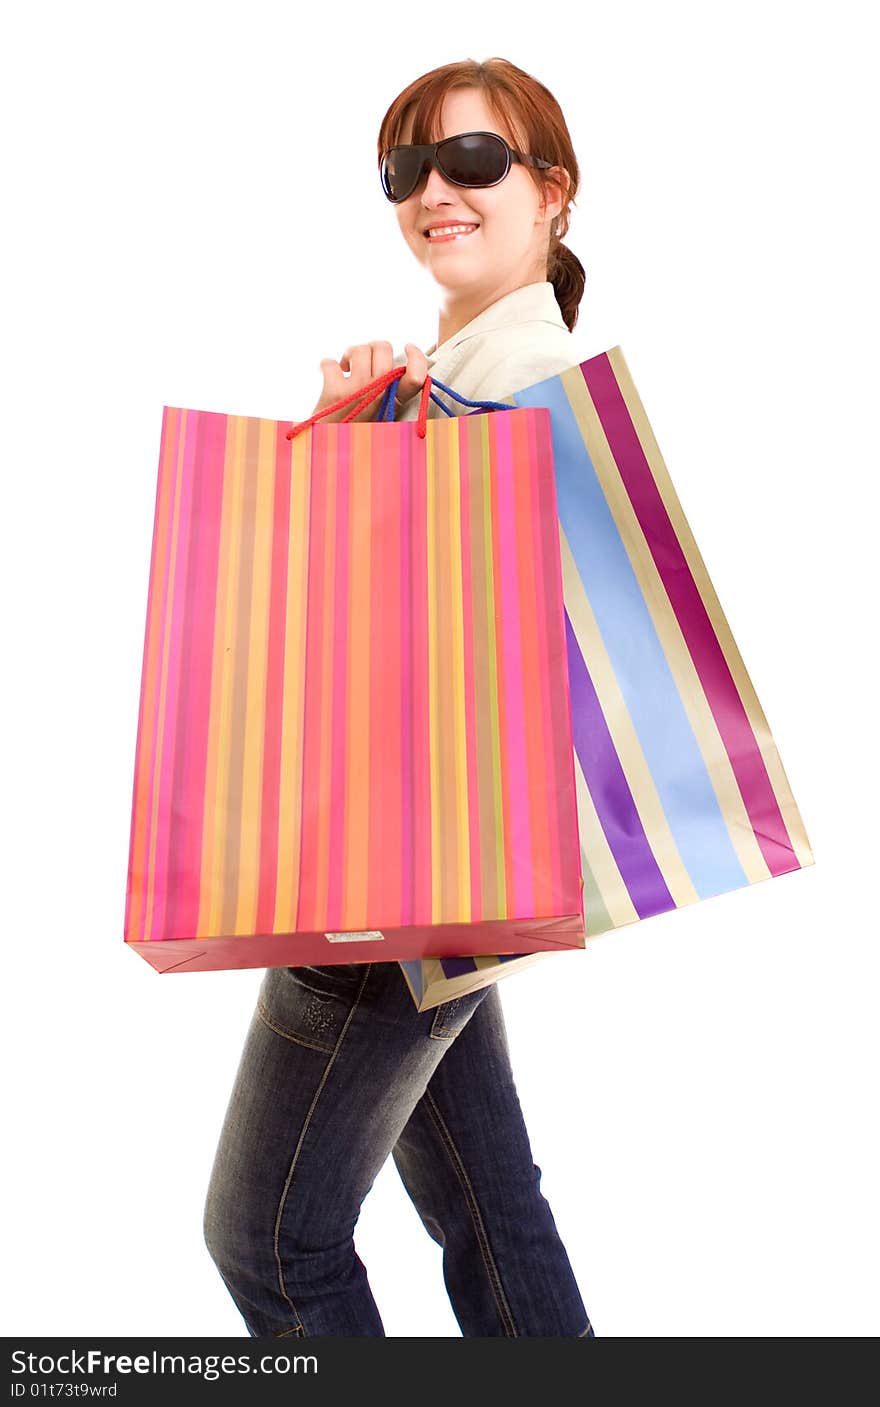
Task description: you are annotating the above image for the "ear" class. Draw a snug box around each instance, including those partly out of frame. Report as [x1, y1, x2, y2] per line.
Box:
[540, 165, 571, 223]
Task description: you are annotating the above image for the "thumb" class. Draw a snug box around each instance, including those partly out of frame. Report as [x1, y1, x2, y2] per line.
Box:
[395, 343, 429, 405]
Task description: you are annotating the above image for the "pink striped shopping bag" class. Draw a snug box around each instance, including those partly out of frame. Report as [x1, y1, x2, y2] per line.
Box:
[401, 347, 814, 1009]
[123, 367, 586, 974]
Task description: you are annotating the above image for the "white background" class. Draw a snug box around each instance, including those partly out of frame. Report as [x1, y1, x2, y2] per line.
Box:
[3, 0, 877, 1338]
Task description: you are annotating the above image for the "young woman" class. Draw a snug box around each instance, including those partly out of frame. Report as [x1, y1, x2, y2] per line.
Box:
[203, 57, 594, 1340]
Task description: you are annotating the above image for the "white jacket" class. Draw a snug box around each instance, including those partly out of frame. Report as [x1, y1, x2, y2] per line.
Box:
[391, 280, 586, 420]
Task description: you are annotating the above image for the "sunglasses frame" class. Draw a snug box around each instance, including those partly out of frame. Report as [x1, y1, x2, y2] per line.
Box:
[379, 129, 553, 204]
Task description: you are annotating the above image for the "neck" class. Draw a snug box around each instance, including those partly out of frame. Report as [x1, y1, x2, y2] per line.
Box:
[435, 273, 547, 349]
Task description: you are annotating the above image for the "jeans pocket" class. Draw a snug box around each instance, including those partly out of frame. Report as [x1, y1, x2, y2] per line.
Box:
[289, 963, 368, 994]
[430, 989, 485, 1042]
[257, 964, 366, 1054]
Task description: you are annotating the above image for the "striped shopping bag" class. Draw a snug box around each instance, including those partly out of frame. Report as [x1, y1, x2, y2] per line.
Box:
[401, 346, 814, 1010]
[123, 367, 586, 973]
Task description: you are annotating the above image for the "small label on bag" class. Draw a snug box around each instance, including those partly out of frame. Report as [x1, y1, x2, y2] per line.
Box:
[324, 930, 385, 944]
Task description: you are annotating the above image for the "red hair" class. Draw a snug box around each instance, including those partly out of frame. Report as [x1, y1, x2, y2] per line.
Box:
[377, 57, 585, 331]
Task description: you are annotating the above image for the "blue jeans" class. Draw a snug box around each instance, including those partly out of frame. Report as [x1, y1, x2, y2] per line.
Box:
[203, 960, 594, 1337]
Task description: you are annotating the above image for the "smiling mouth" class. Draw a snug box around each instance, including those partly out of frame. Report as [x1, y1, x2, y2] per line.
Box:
[424, 224, 480, 242]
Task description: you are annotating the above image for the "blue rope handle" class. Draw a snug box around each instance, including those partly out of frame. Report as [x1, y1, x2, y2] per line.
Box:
[375, 372, 512, 423]
[376, 375, 399, 422]
[428, 377, 514, 414]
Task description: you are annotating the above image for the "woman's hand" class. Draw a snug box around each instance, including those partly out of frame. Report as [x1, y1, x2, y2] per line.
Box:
[309, 341, 428, 422]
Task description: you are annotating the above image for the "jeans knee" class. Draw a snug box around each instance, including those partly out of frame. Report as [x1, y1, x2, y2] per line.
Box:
[205, 1177, 358, 1301]
[202, 1187, 225, 1269]
[202, 1177, 246, 1278]
[277, 1227, 364, 1300]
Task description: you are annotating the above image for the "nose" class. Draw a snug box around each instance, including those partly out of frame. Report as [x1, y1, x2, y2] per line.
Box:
[417, 161, 459, 206]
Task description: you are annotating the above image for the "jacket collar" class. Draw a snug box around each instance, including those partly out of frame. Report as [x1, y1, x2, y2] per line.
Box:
[425, 281, 566, 363]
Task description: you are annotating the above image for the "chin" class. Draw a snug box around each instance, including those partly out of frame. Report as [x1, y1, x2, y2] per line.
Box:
[431, 261, 489, 287]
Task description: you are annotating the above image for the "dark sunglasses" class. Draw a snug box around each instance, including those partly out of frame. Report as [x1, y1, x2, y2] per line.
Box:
[379, 129, 552, 204]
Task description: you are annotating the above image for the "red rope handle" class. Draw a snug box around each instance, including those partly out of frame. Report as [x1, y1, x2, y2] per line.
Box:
[286, 365, 435, 441]
[416, 377, 433, 440]
[286, 366, 406, 440]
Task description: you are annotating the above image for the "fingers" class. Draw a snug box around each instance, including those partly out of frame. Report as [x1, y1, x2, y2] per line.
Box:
[347, 342, 394, 420]
[312, 340, 424, 422]
[396, 342, 429, 406]
[318, 357, 346, 406]
[317, 341, 395, 422]
[341, 344, 371, 386]
[340, 342, 394, 382]
[370, 341, 394, 380]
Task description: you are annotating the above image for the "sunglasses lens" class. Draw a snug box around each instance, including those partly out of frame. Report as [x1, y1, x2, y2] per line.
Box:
[381, 133, 509, 201]
[440, 132, 507, 186]
[382, 147, 421, 202]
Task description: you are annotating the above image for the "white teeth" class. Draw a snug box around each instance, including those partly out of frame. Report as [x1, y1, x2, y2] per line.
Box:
[426, 224, 478, 238]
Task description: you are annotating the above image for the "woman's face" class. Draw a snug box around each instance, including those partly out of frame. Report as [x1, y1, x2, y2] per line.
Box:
[392, 87, 564, 304]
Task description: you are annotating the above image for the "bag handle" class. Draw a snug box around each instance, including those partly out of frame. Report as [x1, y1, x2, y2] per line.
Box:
[286, 367, 404, 439]
[286, 367, 514, 442]
[424, 378, 513, 415]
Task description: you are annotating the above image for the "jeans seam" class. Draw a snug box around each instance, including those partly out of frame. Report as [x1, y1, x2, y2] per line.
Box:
[271, 964, 371, 1337]
[423, 1086, 519, 1336]
[256, 997, 336, 1055]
